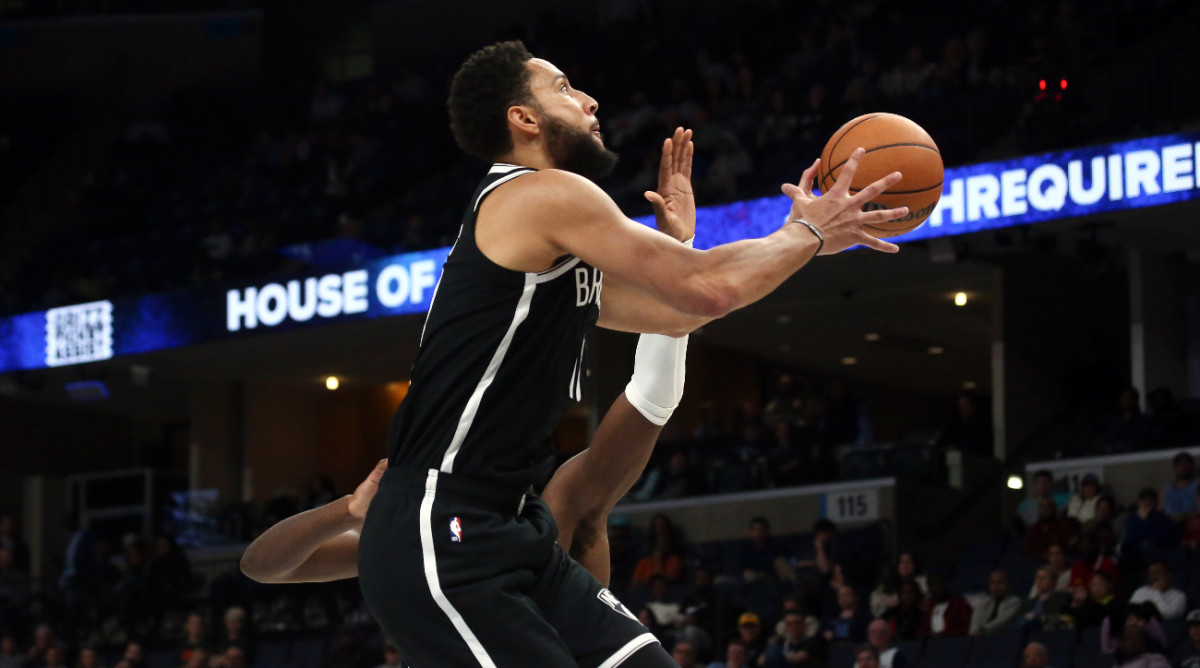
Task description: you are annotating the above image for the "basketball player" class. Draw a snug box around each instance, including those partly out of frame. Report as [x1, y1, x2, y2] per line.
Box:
[281, 37, 904, 667]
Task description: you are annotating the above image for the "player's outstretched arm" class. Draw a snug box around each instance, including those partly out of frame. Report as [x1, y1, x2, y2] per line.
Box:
[239, 459, 386, 583]
[505, 148, 906, 329]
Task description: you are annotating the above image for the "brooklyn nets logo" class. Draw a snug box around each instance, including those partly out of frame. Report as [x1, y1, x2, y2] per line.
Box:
[596, 588, 638, 623]
[45, 301, 114, 367]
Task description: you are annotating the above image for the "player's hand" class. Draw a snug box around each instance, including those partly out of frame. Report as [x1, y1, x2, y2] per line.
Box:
[781, 148, 907, 255]
[644, 126, 695, 243]
[348, 459, 388, 519]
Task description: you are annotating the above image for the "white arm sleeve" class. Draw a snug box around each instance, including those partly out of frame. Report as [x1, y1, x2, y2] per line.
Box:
[623, 237, 692, 426]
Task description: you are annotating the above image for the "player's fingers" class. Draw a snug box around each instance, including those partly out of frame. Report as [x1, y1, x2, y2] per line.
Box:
[855, 206, 910, 226]
[683, 135, 694, 180]
[658, 137, 672, 185]
[798, 158, 820, 198]
[849, 171, 903, 208]
[856, 232, 901, 254]
[781, 183, 803, 199]
[644, 190, 667, 215]
[830, 147, 865, 195]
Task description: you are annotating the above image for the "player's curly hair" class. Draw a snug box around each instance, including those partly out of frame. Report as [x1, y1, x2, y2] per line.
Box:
[447, 41, 536, 162]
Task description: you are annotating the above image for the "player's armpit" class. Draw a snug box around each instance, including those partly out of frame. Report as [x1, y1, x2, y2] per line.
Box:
[596, 276, 709, 336]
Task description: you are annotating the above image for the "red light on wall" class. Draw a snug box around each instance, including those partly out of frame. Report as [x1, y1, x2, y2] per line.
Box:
[1060, 79, 1068, 90]
[1039, 79, 1046, 90]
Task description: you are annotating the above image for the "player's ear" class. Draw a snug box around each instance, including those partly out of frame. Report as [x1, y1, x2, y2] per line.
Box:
[507, 104, 540, 141]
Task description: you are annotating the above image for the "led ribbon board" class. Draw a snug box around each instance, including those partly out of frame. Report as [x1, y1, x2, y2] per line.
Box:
[2, 132, 1198, 373]
[0, 247, 450, 373]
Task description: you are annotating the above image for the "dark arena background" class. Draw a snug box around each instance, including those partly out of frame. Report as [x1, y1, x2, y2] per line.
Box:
[2, 1, 1200, 667]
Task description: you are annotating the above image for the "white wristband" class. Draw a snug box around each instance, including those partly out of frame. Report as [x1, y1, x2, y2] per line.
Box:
[624, 236, 691, 426]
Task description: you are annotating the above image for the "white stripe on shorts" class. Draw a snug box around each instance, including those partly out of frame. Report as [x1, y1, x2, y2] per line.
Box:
[596, 633, 659, 668]
[419, 469, 497, 668]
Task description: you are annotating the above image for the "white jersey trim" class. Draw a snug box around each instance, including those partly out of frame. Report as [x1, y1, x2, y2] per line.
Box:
[440, 274, 537, 473]
[532, 256, 581, 283]
[419, 470, 497, 668]
[474, 168, 534, 211]
[596, 633, 659, 668]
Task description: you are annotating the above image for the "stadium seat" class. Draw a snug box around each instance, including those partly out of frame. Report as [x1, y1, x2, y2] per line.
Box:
[973, 628, 1025, 668]
[288, 637, 328, 668]
[829, 643, 855, 668]
[1028, 628, 1076, 668]
[917, 636, 971, 668]
[897, 639, 925, 665]
[1073, 655, 1115, 668]
[145, 650, 175, 668]
[255, 639, 289, 668]
[1075, 627, 1103, 661]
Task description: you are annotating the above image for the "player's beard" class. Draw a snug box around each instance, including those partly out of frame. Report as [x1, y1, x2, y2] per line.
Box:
[541, 113, 618, 181]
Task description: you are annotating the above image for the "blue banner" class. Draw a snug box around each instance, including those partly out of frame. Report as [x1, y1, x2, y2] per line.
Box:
[3, 132, 1198, 373]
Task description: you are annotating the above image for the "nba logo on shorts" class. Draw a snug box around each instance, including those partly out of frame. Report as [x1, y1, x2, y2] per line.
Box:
[449, 517, 462, 543]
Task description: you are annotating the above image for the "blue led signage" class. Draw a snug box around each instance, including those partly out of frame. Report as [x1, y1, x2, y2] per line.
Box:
[2, 132, 1198, 373]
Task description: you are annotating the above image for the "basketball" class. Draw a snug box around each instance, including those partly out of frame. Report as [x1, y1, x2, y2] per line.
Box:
[819, 113, 944, 238]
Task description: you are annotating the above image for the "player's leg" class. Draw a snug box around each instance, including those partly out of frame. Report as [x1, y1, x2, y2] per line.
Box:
[542, 393, 662, 586]
[359, 468, 578, 667]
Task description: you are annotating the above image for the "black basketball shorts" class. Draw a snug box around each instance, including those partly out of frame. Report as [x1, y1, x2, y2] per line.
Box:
[358, 467, 663, 667]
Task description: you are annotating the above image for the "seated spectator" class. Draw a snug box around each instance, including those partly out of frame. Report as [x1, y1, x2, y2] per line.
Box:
[119, 642, 144, 668]
[1163, 452, 1198, 518]
[25, 625, 60, 668]
[1022, 642, 1051, 668]
[707, 638, 750, 668]
[77, 647, 104, 668]
[1018, 567, 1072, 632]
[672, 640, 699, 668]
[178, 612, 208, 667]
[1124, 488, 1176, 553]
[1129, 562, 1186, 621]
[854, 645, 881, 668]
[764, 611, 826, 668]
[680, 566, 728, 654]
[938, 394, 992, 456]
[1084, 495, 1125, 542]
[822, 586, 871, 645]
[1041, 544, 1072, 593]
[1173, 609, 1200, 668]
[772, 594, 819, 645]
[1113, 626, 1170, 668]
[181, 649, 208, 668]
[646, 575, 683, 628]
[1069, 532, 1122, 595]
[1146, 388, 1193, 449]
[0, 514, 31, 573]
[865, 619, 909, 668]
[738, 517, 784, 584]
[918, 573, 971, 638]
[42, 648, 65, 668]
[971, 569, 1021, 636]
[870, 553, 927, 618]
[324, 628, 373, 668]
[607, 516, 643, 588]
[1100, 602, 1167, 655]
[1099, 387, 1149, 453]
[1068, 474, 1103, 524]
[632, 534, 685, 588]
[0, 634, 25, 668]
[1026, 497, 1077, 559]
[784, 519, 837, 590]
[1066, 571, 1118, 629]
[883, 581, 924, 641]
[649, 514, 687, 557]
[735, 613, 768, 666]
[1017, 470, 1070, 529]
[1182, 487, 1200, 549]
[217, 607, 254, 659]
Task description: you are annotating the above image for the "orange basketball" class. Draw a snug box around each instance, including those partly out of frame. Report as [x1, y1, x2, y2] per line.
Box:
[819, 113, 944, 238]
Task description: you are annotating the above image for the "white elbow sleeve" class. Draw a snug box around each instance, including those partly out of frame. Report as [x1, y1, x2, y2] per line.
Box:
[624, 235, 692, 426]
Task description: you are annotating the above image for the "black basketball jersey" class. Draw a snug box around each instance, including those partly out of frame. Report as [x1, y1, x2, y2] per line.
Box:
[385, 164, 602, 489]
